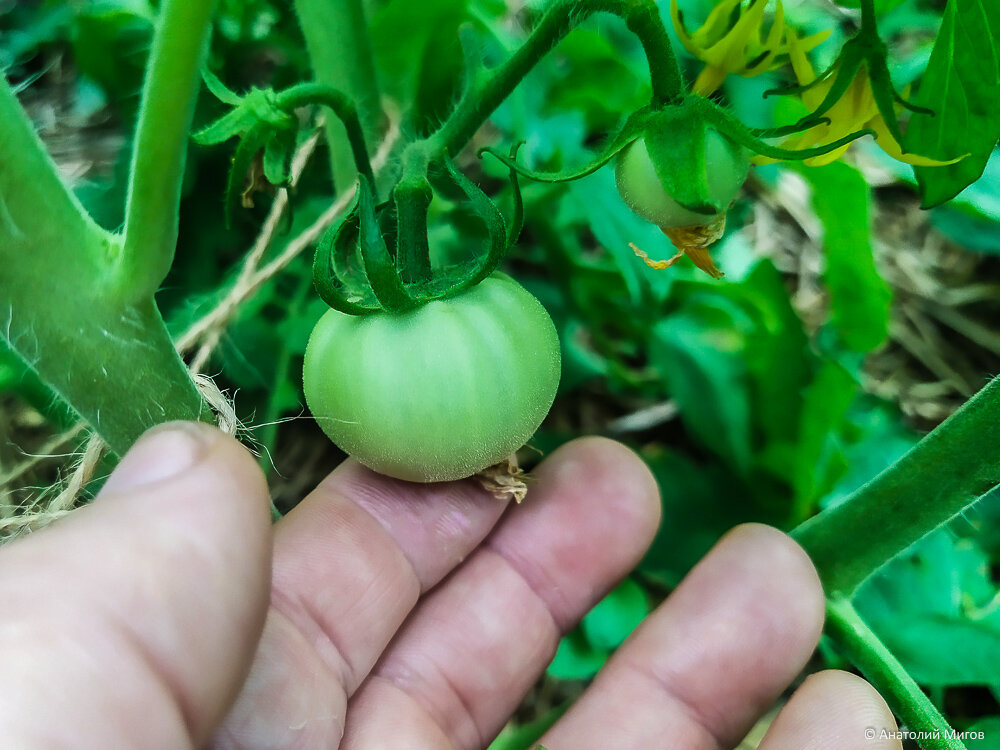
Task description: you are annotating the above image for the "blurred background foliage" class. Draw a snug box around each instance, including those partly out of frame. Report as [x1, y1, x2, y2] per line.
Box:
[2, 0, 999, 745]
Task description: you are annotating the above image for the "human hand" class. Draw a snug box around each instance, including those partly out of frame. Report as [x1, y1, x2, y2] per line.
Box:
[0, 423, 902, 749]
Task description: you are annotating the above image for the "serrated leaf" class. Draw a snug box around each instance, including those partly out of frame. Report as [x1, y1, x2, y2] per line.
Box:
[906, 0, 1000, 206]
[800, 162, 891, 352]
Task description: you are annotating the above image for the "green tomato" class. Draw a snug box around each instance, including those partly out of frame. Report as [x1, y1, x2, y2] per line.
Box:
[303, 273, 561, 482]
[614, 132, 749, 228]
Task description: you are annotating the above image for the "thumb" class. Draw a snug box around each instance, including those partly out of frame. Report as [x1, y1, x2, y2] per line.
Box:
[0, 422, 272, 749]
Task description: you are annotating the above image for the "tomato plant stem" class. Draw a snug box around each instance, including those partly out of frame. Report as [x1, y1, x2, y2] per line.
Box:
[117, 0, 217, 304]
[294, 0, 382, 192]
[1, 41, 210, 458]
[432, 0, 684, 156]
[826, 597, 967, 750]
[793, 375, 1000, 597]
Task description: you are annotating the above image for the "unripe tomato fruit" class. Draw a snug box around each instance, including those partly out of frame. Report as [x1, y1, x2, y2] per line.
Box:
[303, 273, 561, 482]
[614, 132, 749, 228]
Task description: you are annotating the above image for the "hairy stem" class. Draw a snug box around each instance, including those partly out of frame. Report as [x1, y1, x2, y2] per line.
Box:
[432, 0, 683, 155]
[826, 598, 966, 750]
[793, 375, 1000, 597]
[116, 0, 217, 303]
[2, 66, 207, 457]
[294, 0, 382, 191]
[859, 0, 878, 34]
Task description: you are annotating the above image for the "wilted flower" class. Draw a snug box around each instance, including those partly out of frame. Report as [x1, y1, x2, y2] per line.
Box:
[671, 0, 829, 97]
[629, 214, 728, 279]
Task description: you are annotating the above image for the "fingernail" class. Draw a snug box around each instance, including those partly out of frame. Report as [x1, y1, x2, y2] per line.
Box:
[102, 422, 212, 493]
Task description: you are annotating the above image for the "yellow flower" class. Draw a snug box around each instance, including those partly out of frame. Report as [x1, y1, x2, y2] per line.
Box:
[671, 0, 829, 97]
[759, 31, 964, 167]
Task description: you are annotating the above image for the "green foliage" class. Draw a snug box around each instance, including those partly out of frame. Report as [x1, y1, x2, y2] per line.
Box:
[800, 161, 892, 352]
[855, 529, 1000, 686]
[4, 0, 1000, 746]
[907, 0, 1000, 206]
[547, 578, 648, 679]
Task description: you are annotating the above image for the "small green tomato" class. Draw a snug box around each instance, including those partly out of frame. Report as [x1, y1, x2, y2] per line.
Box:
[614, 131, 749, 228]
[303, 273, 561, 483]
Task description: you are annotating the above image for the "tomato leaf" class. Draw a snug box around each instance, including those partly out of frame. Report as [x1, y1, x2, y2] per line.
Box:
[649, 294, 755, 472]
[854, 529, 1000, 686]
[800, 162, 891, 352]
[580, 578, 648, 652]
[905, 0, 1000, 206]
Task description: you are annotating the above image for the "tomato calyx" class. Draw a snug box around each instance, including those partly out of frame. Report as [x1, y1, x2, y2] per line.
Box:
[311, 150, 524, 317]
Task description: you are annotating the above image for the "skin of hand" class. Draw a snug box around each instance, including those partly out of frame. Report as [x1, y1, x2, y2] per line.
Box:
[0, 422, 903, 750]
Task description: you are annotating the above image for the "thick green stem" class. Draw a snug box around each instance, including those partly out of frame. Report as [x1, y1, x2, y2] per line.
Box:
[0, 76, 206, 456]
[793, 375, 1000, 597]
[433, 0, 684, 155]
[826, 598, 966, 750]
[859, 0, 878, 34]
[116, 0, 217, 303]
[294, 0, 381, 191]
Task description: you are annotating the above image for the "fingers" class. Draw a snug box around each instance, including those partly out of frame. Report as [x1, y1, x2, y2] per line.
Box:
[539, 524, 825, 750]
[339, 437, 662, 750]
[759, 670, 903, 750]
[0, 423, 272, 750]
[213, 459, 510, 749]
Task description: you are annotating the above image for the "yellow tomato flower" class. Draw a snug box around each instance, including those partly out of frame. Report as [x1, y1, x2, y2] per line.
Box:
[671, 0, 829, 97]
[759, 31, 964, 167]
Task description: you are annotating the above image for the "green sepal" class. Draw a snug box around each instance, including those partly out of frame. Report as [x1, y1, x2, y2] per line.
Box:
[696, 96, 876, 161]
[409, 159, 509, 302]
[192, 105, 259, 145]
[641, 104, 720, 215]
[752, 116, 832, 138]
[357, 175, 416, 312]
[479, 107, 653, 184]
[224, 121, 270, 226]
[506, 143, 524, 247]
[312, 209, 382, 316]
[762, 27, 931, 156]
[263, 127, 295, 187]
[201, 66, 242, 106]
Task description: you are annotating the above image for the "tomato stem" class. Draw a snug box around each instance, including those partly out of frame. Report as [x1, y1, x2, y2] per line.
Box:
[292, 0, 381, 192]
[826, 597, 967, 750]
[278, 83, 377, 187]
[793, 375, 1000, 598]
[116, 0, 217, 304]
[431, 0, 684, 157]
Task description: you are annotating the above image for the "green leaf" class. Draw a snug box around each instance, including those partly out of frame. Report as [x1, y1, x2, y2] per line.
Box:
[966, 717, 1000, 749]
[790, 361, 857, 522]
[581, 578, 648, 652]
[566, 170, 665, 307]
[833, 0, 910, 12]
[487, 704, 569, 750]
[649, 293, 755, 472]
[854, 530, 1000, 686]
[906, 0, 1000, 206]
[640, 448, 757, 587]
[800, 162, 891, 352]
[369, 0, 469, 135]
[547, 628, 607, 680]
